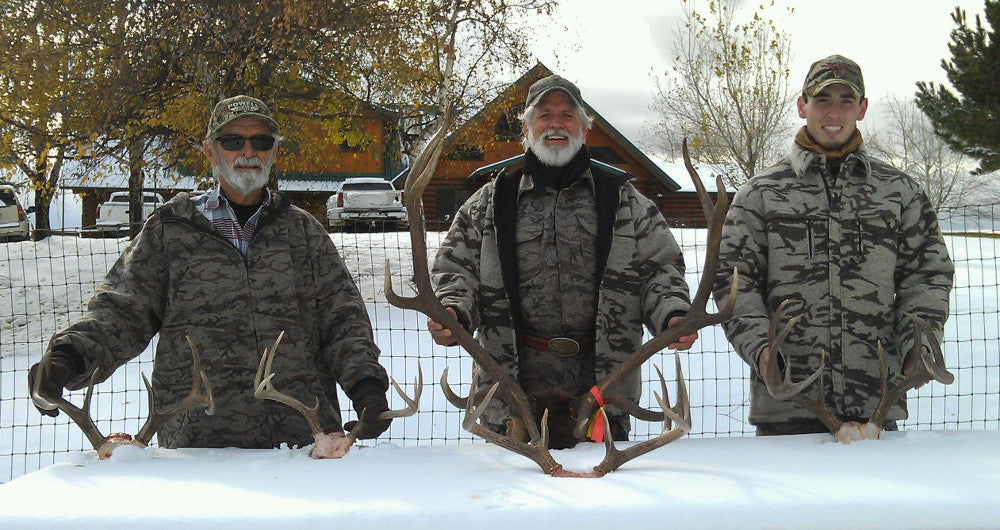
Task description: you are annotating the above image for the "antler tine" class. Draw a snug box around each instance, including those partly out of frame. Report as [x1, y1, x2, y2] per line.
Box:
[904, 312, 955, 385]
[134, 335, 215, 445]
[459, 372, 562, 476]
[592, 363, 685, 423]
[658, 360, 692, 432]
[591, 354, 691, 477]
[867, 313, 954, 428]
[345, 365, 424, 444]
[381, 364, 424, 419]
[682, 137, 714, 222]
[387, 104, 454, 297]
[439, 366, 491, 408]
[762, 300, 817, 400]
[575, 138, 736, 442]
[253, 331, 325, 436]
[439, 366, 466, 408]
[31, 363, 107, 452]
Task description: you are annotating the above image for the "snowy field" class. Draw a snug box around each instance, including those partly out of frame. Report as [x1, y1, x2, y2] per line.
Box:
[2, 430, 999, 529]
[1, 227, 998, 494]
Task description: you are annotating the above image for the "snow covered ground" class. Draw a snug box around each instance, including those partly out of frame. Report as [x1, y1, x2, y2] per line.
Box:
[0, 228, 998, 526]
[1, 430, 998, 529]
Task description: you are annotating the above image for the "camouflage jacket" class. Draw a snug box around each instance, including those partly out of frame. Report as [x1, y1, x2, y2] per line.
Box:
[714, 143, 954, 424]
[432, 166, 691, 429]
[49, 191, 387, 448]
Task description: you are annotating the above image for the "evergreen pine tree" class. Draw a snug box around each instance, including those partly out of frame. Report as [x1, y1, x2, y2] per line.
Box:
[916, 1, 999, 173]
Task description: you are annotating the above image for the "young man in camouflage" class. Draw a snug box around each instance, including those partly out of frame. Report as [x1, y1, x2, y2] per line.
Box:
[29, 95, 393, 448]
[714, 55, 954, 435]
[427, 75, 696, 447]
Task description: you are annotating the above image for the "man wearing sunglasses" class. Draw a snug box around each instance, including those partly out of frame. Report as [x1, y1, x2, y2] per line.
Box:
[30, 95, 394, 451]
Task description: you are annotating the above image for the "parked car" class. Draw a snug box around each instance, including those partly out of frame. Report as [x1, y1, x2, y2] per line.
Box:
[0, 185, 32, 242]
[95, 191, 165, 235]
[327, 177, 407, 229]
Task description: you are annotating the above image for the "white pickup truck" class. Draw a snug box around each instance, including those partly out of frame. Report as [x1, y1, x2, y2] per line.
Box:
[326, 177, 407, 229]
[95, 191, 165, 234]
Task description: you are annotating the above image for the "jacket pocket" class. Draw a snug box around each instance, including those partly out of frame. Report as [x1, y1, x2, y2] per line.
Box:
[765, 214, 820, 260]
[857, 213, 899, 287]
[858, 214, 898, 257]
[514, 222, 546, 286]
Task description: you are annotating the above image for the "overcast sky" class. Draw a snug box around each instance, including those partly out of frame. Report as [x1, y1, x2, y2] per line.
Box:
[527, 0, 988, 156]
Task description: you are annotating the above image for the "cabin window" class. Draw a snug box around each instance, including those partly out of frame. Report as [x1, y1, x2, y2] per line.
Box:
[589, 146, 625, 164]
[493, 105, 525, 142]
[446, 144, 485, 161]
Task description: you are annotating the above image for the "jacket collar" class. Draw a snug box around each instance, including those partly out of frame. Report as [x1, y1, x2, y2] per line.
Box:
[789, 141, 872, 181]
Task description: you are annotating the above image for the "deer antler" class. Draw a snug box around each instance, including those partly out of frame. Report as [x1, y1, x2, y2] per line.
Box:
[458, 373, 564, 476]
[590, 359, 692, 477]
[384, 107, 566, 475]
[134, 336, 215, 446]
[868, 312, 954, 428]
[761, 300, 840, 433]
[388, 129, 736, 475]
[570, 139, 737, 475]
[30, 337, 215, 459]
[253, 331, 422, 459]
[763, 303, 954, 443]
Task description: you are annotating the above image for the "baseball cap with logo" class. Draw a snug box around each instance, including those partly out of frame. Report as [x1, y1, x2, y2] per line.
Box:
[206, 95, 280, 139]
[802, 55, 865, 99]
[525, 75, 584, 108]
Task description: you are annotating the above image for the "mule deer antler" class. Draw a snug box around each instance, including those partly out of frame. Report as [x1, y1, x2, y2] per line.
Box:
[30, 336, 215, 459]
[764, 303, 954, 443]
[253, 331, 422, 458]
[387, 128, 735, 475]
[570, 138, 737, 475]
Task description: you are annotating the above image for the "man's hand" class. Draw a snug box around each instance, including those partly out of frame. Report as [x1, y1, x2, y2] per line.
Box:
[758, 347, 771, 376]
[344, 391, 392, 439]
[666, 315, 698, 350]
[27, 350, 78, 418]
[427, 307, 458, 346]
[903, 345, 928, 390]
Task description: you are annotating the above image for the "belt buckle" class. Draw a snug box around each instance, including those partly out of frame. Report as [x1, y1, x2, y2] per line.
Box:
[547, 337, 580, 356]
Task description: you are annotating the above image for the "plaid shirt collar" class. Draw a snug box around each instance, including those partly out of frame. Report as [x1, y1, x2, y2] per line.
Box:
[192, 186, 272, 255]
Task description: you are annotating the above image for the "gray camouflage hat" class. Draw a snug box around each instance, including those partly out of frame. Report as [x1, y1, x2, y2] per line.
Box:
[525, 75, 584, 108]
[206, 95, 280, 139]
[802, 55, 865, 99]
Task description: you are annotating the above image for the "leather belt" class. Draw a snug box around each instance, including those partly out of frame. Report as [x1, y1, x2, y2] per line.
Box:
[519, 332, 594, 356]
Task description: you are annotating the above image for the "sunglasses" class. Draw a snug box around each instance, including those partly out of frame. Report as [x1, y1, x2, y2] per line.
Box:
[215, 134, 276, 152]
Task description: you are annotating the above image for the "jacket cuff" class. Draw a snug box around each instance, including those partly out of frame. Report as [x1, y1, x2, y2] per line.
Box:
[663, 310, 688, 329]
[49, 344, 86, 377]
[347, 377, 388, 402]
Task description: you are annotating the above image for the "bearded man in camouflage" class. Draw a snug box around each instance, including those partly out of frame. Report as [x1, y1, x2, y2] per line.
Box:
[714, 55, 954, 436]
[29, 95, 393, 448]
[428, 75, 697, 447]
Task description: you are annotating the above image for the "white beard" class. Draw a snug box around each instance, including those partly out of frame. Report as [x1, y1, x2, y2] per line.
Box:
[212, 151, 273, 196]
[527, 127, 584, 167]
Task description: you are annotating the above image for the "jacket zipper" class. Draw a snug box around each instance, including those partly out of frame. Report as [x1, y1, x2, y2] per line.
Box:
[806, 219, 813, 259]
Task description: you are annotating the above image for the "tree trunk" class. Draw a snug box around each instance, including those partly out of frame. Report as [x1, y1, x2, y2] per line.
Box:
[28, 145, 64, 241]
[127, 138, 145, 239]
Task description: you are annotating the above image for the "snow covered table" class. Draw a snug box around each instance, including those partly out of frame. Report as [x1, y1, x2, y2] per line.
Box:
[1, 431, 997, 529]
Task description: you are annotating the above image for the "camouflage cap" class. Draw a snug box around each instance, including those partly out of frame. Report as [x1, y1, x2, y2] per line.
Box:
[525, 75, 584, 108]
[206, 95, 280, 139]
[802, 55, 865, 99]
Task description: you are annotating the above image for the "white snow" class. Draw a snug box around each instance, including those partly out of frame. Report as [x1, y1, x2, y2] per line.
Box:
[1, 229, 998, 528]
[1, 431, 998, 529]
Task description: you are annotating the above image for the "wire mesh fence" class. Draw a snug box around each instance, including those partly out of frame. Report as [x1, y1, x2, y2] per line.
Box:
[1, 203, 997, 483]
